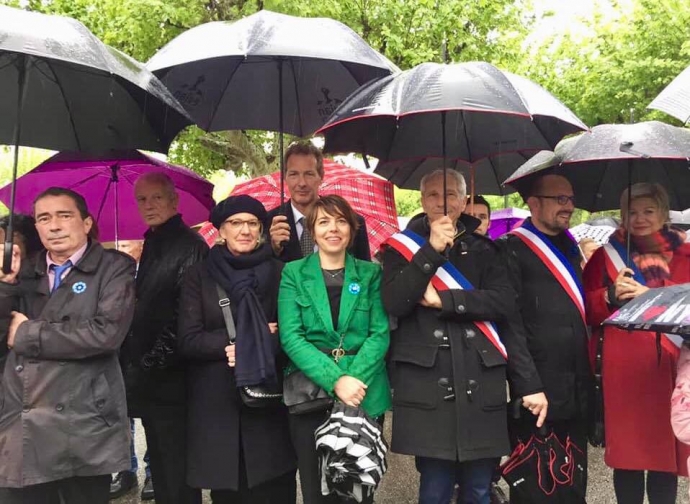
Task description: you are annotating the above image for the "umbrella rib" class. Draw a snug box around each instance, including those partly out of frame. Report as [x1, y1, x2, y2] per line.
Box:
[43, 60, 83, 151]
[461, 110, 473, 162]
[287, 58, 304, 136]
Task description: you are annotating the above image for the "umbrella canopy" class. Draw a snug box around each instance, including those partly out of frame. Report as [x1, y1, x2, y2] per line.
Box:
[648, 66, 690, 123]
[504, 122, 690, 211]
[604, 284, 690, 337]
[0, 5, 192, 154]
[146, 10, 399, 137]
[315, 403, 388, 503]
[316, 62, 587, 167]
[487, 207, 530, 240]
[230, 160, 399, 254]
[0, 150, 215, 242]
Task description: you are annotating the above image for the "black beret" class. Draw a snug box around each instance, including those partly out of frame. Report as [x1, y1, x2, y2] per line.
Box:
[210, 195, 267, 230]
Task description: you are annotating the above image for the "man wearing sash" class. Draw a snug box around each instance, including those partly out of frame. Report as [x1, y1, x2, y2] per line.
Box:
[501, 174, 591, 504]
[381, 170, 539, 504]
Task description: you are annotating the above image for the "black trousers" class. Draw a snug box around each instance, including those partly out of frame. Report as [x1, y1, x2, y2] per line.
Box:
[508, 414, 588, 504]
[288, 410, 380, 504]
[142, 409, 201, 504]
[0, 475, 110, 504]
[612, 469, 677, 504]
[209, 470, 296, 504]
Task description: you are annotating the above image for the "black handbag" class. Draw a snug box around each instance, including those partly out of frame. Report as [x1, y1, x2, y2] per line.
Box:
[283, 369, 334, 415]
[215, 284, 283, 408]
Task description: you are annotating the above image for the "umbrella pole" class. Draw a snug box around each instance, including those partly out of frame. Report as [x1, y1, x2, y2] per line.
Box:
[442, 111, 447, 216]
[626, 165, 632, 267]
[4, 55, 28, 275]
[470, 165, 475, 209]
[278, 59, 285, 213]
[111, 164, 120, 248]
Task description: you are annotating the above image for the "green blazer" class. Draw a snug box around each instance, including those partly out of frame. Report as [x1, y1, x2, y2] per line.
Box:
[278, 252, 391, 418]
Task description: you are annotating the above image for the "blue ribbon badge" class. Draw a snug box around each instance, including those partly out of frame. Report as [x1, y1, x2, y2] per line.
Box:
[348, 282, 361, 295]
[72, 281, 87, 294]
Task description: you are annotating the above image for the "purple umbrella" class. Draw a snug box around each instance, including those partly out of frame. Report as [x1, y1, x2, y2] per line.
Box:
[0, 150, 214, 242]
[488, 207, 530, 240]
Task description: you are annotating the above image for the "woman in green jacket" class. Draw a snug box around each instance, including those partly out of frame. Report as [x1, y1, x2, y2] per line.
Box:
[278, 195, 391, 504]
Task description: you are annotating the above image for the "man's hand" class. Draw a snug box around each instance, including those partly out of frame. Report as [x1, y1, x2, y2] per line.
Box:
[429, 216, 456, 253]
[419, 282, 442, 309]
[7, 311, 28, 349]
[225, 344, 236, 368]
[522, 392, 549, 428]
[334, 375, 367, 407]
[614, 267, 649, 301]
[269, 215, 291, 255]
[268, 322, 278, 334]
[0, 244, 21, 284]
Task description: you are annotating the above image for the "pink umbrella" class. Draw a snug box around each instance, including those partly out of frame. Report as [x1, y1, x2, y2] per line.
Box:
[0, 150, 214, 242]
[230, 160, 399, 254]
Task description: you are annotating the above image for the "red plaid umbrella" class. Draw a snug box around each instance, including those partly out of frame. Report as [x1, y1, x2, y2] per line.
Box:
[230, 160, 399, 254]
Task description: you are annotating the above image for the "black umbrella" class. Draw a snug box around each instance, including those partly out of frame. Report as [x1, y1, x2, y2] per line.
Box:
[604, 284, 690, 338]
[504, 122, 690, 212]
[146, 9, 399, 203]
[648, 66, 690, 123]
[0, 5, 193, 272]
[316, 62, 587, 202]
[314, 403, 388, 503]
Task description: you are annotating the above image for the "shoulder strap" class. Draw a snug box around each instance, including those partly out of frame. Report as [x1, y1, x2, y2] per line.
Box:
[215, 283, 236, 344]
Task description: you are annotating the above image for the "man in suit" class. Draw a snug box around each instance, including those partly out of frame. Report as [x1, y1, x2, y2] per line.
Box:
[267, 141, 371, 262]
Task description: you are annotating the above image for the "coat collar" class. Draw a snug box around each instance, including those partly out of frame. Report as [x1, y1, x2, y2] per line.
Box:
[144, 214, 185, 241]
[297, 252, 363, 335]
[34, 240, 103, 276]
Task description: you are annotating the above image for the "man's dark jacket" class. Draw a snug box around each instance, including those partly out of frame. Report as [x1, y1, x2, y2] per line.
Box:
[122, 214, 208, 416]
[499, 218, 591, 421]
[266, 201, 371, 262]
[382, 213, 530, 462]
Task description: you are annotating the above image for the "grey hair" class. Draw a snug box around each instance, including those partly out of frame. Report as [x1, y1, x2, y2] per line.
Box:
[134, 172, 177, 198]
[419, 169, 467, 197]
[620, 182, 670, 224]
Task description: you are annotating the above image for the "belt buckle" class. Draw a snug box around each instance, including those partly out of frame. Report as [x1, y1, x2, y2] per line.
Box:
[331, 348, 346, 362]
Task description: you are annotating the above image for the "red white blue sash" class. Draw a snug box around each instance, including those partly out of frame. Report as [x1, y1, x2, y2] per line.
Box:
[510, 221, 586, 324]
[602, 240, 683, 350]
[385, 229, 507, 360]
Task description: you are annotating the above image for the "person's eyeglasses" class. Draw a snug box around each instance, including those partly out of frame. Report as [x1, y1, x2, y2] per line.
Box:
[223, 219, 261, 230]
[534, 195, 576, 206]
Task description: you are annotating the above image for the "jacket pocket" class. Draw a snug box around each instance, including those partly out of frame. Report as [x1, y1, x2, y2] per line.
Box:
[295, 295, 318, 328]
[471, 339, 508, 411]
[389, 344, 439, 409]
[92, 373, 118, 427]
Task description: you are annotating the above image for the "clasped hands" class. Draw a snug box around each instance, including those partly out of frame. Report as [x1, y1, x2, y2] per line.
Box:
[225, 322, 278, 368]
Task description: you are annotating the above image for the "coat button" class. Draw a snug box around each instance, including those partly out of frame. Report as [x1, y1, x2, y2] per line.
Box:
[466, 329, 476, 339]
[456, 305, 466, 313]
[15, 365, 23, 373]
[422, 263, 432, 272]
[22, 405, 30, 413]
[433, 329, 444, 339]
[438, 377, 449, 387]
[55, 404, 64, 412]
[96, 399, 105, 409]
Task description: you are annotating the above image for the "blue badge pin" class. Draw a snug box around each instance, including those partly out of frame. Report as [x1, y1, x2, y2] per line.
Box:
[72, 282, 87, 294]
[348, 282, 361, 295]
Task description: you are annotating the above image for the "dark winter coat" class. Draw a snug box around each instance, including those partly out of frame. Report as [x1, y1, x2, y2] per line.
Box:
[500, 220, 591, 421]
[178, 258, 296, 490]
[122, 214, 208, 417]
[381, 214, 514, 462]
[0, 242, 135, 487]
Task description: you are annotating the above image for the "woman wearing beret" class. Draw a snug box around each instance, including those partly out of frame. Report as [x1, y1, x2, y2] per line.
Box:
[278, 195, 391, 504]
[178, 195, 297, 504]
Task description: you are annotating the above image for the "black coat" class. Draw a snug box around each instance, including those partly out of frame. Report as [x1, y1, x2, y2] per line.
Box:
[122, 214, 208, 416]
[177, 258, 296, 490]
[499, 220, 591, 421]
[266, 201, 371, 262]
[381, 214, 514, 462]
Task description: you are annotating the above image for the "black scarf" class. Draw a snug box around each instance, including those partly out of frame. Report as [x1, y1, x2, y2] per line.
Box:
[206, 243, 278, 386]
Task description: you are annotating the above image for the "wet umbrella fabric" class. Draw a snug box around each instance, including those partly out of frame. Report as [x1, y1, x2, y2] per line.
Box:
[504, 122, 690, 212]
[0, 150, 215, 242]
[230, 160, 399, 254]
[604, 284, 690, 338]
[488, 207, 530, 240]
[0, 5, 192, 154]
[314, 403, 388, 503]
[316, 62, 587, 166]
[146, 10, 399, 137]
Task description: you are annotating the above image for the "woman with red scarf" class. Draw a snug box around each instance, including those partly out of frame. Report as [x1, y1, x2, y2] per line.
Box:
[584, 183, 690, 504]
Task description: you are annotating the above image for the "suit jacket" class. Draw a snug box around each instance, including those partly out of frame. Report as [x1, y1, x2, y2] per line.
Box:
[278, 253, 391, 417]
[266, 201, 371, 262]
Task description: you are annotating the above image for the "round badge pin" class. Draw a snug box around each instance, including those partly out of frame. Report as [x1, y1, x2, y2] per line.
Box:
[348, 282, 361, 295]
[72, 282, 87, 294]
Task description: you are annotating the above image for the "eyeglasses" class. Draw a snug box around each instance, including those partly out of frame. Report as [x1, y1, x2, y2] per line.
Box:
[534, 195, 576, 206]
[223, 219, 261, 231]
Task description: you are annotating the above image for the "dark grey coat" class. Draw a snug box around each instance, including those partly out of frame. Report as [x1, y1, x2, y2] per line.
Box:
[382, 214, 514, 462]
[0, 242, 135, 487]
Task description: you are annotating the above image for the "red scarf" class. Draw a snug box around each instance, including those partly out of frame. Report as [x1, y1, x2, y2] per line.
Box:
[611, 226, 688, 287]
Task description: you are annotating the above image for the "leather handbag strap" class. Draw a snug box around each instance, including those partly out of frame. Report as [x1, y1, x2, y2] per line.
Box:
[215, 283, 236, 344]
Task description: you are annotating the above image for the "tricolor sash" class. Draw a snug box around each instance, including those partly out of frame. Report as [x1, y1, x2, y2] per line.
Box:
[602, 239, 683, 351]
[510, 220, 586, 325]
[385, 229, 507, 360]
